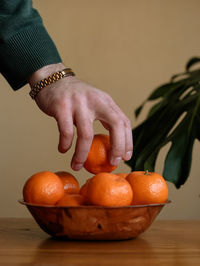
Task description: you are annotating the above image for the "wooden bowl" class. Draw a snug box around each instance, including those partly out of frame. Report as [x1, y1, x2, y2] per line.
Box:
[19, 200, 170, 240]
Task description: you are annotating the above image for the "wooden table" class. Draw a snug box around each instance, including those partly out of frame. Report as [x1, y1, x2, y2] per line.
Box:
[0, 219, 199, 265]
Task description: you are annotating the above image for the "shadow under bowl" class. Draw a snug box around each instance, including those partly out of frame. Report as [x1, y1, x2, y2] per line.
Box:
[19, 200, 170, 240]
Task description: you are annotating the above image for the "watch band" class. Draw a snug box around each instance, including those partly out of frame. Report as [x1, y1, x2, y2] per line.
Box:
[29, 68, 75, 99]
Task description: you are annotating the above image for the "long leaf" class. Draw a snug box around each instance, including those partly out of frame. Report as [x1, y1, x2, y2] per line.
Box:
[126, 57, 200, 188]
[163, 112, 197, 188]
[148, 81, 182, 100]
[186, 57, 200, 72]
[134, 101, 146, 118]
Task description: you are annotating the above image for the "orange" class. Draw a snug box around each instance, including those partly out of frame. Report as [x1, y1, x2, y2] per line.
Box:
[55, 171, 80, 194]
[79, 178, 91, 204]
[126, 170, 168, 205]
[56, 194, 85, 206]
[23, 171, 64, 205]
[84, 134, 117, 174]
[87, 172, 133, 206]
[116, 173, 129, 179]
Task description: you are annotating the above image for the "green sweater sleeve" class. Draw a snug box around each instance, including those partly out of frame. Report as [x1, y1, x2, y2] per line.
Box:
[0, 0, 62, 90]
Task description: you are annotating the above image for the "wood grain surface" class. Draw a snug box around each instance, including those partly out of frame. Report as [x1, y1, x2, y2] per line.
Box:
[0, 219, 199, 265]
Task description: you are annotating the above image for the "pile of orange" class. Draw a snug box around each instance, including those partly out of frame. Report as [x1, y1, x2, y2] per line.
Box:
[23, 171, 84, 206]
[23, 134, 168, 207]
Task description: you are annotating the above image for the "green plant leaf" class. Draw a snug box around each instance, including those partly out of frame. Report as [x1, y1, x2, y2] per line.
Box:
[186, 57, 200, 72]
[126, 57, 200, 188]
[127, 101, 183, 171]
[147, 100, 163, 118]
[148, 82, 182, 100]
[134, 101, 146, 118]
[163, 111, 198, 188]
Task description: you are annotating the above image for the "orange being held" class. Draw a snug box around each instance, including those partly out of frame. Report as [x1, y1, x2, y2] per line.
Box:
[23, 171, 65, 205]
[55, 171, 80, 194]
[84, 134, 117, 174]
[87, 172, 133, 206]
[56, 194, 85, 206]
[126, 170, 168, 205]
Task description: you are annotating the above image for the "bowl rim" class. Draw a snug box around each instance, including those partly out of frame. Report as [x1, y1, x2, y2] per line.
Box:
[18, 199, 171, 209]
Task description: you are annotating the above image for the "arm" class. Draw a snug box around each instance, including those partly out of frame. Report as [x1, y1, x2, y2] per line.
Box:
[0, 0, 61, 90]
[0, 0, 133, 170]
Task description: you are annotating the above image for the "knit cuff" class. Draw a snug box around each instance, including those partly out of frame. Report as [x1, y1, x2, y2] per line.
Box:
[0, 25, 62, 90]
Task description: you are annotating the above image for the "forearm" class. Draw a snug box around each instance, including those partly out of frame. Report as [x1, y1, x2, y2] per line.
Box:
[0, 0, 62, 90]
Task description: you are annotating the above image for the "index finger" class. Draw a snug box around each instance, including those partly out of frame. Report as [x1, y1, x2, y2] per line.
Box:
[71, 110, 94, 171]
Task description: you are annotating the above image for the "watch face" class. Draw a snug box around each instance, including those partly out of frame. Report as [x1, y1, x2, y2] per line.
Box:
[62, 68, 75, 77]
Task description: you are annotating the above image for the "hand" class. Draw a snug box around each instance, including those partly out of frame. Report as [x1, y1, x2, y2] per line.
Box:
[28, 63, 133, 171]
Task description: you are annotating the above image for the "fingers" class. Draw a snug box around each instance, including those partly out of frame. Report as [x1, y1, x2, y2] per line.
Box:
[110, 103, 133, 161]
[56, 112, 74, 153]
[105, 118, 125, 166]
[100, 104, 133, 165]
[123, 119, 133, 160]
[52, 83, 132, 172]
[71, 110, 94, 171]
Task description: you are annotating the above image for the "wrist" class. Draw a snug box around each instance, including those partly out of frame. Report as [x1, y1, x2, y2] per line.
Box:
[28, 63, 66, 87]
[28, 64, 75, 100]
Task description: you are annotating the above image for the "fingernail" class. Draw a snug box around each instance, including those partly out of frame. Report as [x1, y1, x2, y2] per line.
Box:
[124, 151, 132, 160]
[72, 162, 83, 171]
[110, 157, 121, 166]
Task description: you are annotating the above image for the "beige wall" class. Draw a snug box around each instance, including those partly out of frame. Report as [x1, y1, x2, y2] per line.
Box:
[0, 0, 199, 219]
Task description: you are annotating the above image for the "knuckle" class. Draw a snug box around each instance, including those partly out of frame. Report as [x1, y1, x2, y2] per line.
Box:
[72, 93, 83, 105]
[113, 118, 124, 128]
[80, 131, 93, 141]
[77, 125, 93, 141]
[53, 101, 68, 118]
[109, 114, 120, 125]
[54, 97, 69, 110]
[124, 118, 131, 128]
[111, 146, 124, 157]
[61, 129, 73, 139]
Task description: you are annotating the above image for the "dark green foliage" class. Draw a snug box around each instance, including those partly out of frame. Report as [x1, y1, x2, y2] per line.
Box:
[126, 58, 200, 188]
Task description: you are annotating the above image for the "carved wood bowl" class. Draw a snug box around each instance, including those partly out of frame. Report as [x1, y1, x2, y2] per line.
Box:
[19, 200, 170, 240]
